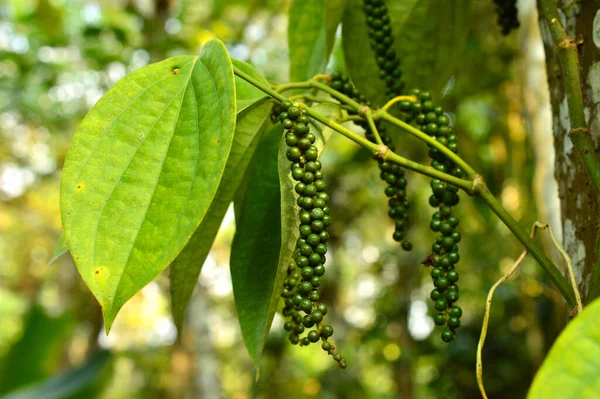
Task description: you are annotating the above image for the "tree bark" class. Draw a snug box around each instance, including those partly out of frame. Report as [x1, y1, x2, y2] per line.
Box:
[539, 0, 600, 300]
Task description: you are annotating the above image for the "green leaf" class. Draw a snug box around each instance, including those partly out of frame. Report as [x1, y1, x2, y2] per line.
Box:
[0, 351, 111, 399]
[48, 233, 69, 265]
[169, 98, 271, 331]
[230, 124, 285, 373]
[288, 0, 346, 82]
[527, 298, 600, 399]
[342, 0, 470, 105]
[60, 39, 236, 332]
[393, 0, 470, 95]
[0, 306, 74, 394]
[232, 58, 270, 112]
[231, 103, 341, 373]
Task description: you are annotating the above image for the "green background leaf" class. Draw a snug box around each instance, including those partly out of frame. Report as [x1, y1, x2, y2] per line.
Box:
[527, 298, 600, 399]
[60, 40, 236, 331]
[0, 351, 111, 399]
[342, 0, 470, 105]
[288, 0, 346, 82]
[169, 98, 271, 331]
[0, 306, 74, 394]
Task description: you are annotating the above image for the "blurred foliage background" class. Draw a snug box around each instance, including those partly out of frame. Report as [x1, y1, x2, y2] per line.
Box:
[0, 0, 569, 398]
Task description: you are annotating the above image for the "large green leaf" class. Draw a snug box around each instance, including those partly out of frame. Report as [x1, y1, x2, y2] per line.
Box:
[527, 298, 600, 398]
[0, 351, 111, 399]
[342, 0, 470, 105]
[288, 0, 346, 82]
[169, 98, 271, 331]
[231, 103, 342, 372]
[60, 40, 236, 331]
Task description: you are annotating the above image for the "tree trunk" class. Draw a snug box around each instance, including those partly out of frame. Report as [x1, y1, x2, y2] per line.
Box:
[539, 0, 600, 302]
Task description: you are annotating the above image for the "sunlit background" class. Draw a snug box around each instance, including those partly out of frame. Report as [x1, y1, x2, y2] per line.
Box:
[0, 0, 569, 398]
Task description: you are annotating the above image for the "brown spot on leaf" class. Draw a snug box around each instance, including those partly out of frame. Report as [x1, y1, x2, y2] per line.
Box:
[170, 67, 181, 75]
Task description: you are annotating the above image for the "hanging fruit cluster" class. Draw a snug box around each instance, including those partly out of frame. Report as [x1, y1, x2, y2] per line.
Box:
[361, 0, 405, 98]
[327, 72, 412, 251]
[493, 0, 520, 35]
[278, 100, 346, 368]
[394, 90, 464, 342]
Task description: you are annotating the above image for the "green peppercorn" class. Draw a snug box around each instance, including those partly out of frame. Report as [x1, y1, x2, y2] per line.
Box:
[321, 325, 334, 337]
[441, 328, 455, 343]
[430, 289, 443, 301]
[303, 316, 315, 328]
[433, 313, 446, 326]
[435, 298, 448, 311]
[308, 330, 320, 343]
[450, 306, 462, 318]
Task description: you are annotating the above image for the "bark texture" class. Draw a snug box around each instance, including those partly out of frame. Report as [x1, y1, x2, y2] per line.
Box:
[540, 0, 600, 299]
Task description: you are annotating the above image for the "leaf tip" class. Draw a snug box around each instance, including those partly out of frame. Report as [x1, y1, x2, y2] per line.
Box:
[255, 365, 261, 383]
[101, 300, 120, 335]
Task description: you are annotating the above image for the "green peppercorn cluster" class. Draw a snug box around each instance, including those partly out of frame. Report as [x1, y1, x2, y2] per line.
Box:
[493, 0, 519, 35]
[396, 89, 464, 342]
[277, 100, 346, 368]
[361, 0, 404, 98]
[327, 72, 412, 251]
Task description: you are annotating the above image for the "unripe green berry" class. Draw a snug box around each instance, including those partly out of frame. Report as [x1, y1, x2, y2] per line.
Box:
[431, 267, 443, 279]
[307, 234, 320, 246]
[308, 330, 320, 342]
[309, 290, 320, 301]
[289, 334, 299, 344]
[434, 313, 446, 326]
[311, 276, 321, 287]
[435, 298, 448, 311]
[447, 317, 461, 329]
[441, 328, 455, 342]
[430, 289, 442, 300]
[435, 276, 450, 290]
[301, 266, 314, 280]
[311, 310, 324, 323]
[321, 325, 334, 337]
[450, 306, 462, 318]
[303, 316, 315, 328]
[447, 270, 459, 282]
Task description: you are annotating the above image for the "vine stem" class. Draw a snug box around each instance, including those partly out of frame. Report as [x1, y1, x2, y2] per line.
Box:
[538, 0, 600, 302]
[233, 64, 576, 306]
[302, 103, 474, 191]
[477, 184, 576, 306]
[376, 111, 478, 178]
[365, 110, 384, 145]
[278, 77, 478, 181]
[233, 66, 473, 191]
[381, 95, 418, 112]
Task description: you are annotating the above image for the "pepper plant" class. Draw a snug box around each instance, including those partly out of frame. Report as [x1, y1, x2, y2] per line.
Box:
[54, 0, 600, 394]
